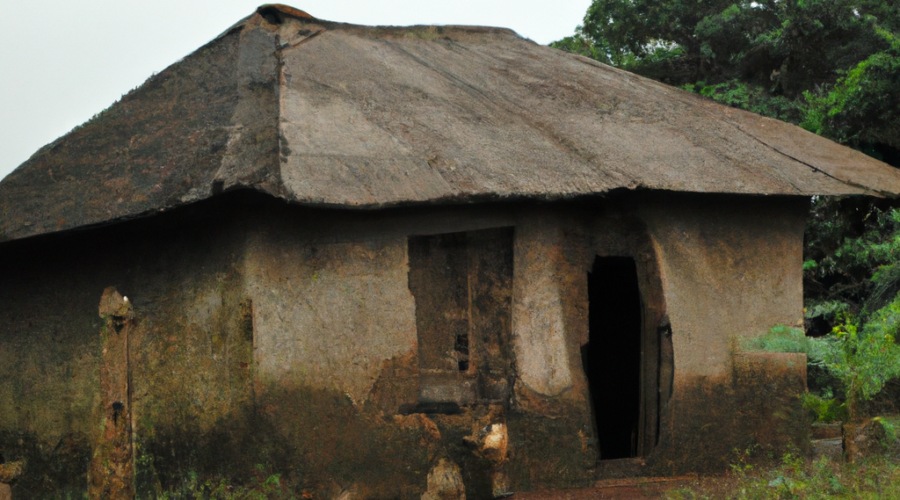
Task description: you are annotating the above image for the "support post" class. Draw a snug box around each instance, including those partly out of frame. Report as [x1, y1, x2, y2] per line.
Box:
[88, 287, 135, 499]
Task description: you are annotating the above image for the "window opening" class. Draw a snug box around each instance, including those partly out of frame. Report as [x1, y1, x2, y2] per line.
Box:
[408, 227, 514, 408]
[408, 232, 470, 377]
[455, 331, 470, 372]
[584, 256, 643, 460]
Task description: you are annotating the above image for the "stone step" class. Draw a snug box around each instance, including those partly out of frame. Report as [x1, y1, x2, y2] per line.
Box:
[811, 438, 843, 461]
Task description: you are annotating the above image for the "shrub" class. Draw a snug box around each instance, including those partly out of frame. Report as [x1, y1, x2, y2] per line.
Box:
[747, 317, 900, 422]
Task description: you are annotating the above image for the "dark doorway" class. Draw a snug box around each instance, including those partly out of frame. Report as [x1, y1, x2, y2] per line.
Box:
[584, 256, 643, 460]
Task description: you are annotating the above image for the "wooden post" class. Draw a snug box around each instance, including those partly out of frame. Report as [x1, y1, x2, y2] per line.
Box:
[88, 287, 135, 499]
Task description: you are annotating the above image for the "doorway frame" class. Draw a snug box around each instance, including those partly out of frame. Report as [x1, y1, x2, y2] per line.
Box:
[584, 240, 669, 460]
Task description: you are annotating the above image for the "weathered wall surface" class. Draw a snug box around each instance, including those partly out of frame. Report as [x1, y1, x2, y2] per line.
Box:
[506, 208, 598, 491]
[639, 195, 807, 379]
[246, 229, 417, 404]
[0, 231, 105, 497]
[0, 196, 254, 497]
[239, 203, 521, 498]
[0, 192, 810, 497]
[513, 213, 576, 398]
[506, 195, 808, 481]
[638, 194, 809, 473]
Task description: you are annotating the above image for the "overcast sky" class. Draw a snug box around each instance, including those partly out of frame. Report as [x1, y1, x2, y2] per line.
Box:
[0, 0, 589, 181]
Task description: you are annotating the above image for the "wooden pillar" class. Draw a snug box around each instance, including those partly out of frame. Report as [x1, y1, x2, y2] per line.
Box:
[88, 287, 135, 500]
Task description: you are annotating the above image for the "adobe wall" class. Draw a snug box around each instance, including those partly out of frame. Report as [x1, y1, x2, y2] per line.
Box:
[0, 198, 254, 497]
[504, 195, 808, 481]
[242, 203, 522, 499]
[639, 194, 807, 379]
[237, 193, 809, 494]
[0, 192, 810, 498]
[638, 194, 810, 473]
[0, 232, 105, 497]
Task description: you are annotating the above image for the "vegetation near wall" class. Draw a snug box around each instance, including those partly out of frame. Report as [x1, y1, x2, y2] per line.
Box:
[667, 448, 900, 498]
[553, 0, 900, 422]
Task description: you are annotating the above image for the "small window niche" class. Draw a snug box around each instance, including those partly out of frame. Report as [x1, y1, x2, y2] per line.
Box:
[408, 227, 514, 410]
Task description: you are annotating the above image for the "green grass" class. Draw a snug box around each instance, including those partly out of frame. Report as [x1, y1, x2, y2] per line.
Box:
[667, 453, 900, 499]
[152, 464, 300, 500]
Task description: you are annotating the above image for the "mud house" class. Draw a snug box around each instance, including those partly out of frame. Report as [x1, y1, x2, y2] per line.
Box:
[1, 4, 900, 498]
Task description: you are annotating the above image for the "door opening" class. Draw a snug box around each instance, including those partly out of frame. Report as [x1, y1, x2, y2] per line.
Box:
[584, 256, 643, 460]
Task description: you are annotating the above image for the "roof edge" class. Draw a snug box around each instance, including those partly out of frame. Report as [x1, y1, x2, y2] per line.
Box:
[0, 187, 824, 247]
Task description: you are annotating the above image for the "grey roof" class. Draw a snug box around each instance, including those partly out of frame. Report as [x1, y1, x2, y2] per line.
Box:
[2, 4, 899, 242]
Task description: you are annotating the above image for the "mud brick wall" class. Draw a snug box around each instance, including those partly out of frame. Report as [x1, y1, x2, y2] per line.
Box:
[638, 194, 809, 474]
[0, 192, 811, 498]
[0, 195, 252, 497]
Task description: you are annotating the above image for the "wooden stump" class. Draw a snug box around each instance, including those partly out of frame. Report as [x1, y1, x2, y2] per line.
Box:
[88, 287, 135, 500]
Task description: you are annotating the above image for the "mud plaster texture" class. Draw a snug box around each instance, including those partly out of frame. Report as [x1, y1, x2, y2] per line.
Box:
[0, 191, 809, 498]
[638, 194, 810, 474]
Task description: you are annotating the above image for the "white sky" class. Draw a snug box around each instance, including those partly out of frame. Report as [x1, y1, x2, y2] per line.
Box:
[0, 0, 590, 181]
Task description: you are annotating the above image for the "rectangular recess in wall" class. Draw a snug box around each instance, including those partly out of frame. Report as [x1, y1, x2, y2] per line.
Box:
[408, 227, 514, 407]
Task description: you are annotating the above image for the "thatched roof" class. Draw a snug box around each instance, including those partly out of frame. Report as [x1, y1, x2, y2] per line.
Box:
[2, 4, 898, 242]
